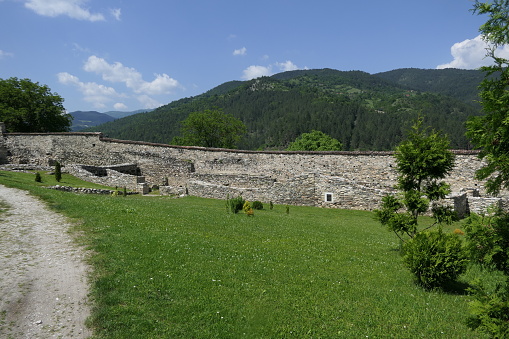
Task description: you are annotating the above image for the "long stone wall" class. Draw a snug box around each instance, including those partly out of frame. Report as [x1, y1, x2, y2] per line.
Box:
[0, 130, 505, 212]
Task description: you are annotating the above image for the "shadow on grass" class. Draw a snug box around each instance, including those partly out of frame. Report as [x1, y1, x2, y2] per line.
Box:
[420, 280, 472, 295]
[442, 280, 472, 295]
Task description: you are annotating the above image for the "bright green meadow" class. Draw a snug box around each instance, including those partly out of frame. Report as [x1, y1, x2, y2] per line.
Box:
[0, 171, 488, 338]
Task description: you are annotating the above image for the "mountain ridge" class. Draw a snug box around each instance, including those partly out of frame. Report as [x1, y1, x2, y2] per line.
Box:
[69, 109, 153, 131]
[85, 68, 484, 151]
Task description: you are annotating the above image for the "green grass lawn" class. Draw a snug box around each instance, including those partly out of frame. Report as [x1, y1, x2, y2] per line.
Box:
[0, 171, 488, 338]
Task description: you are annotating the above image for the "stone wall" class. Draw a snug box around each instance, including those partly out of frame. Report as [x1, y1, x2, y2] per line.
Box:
[0, 130, 506, 213]
[65, 164, 143, 190]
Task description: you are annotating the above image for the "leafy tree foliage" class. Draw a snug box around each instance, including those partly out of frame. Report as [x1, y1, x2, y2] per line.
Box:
[171, 109, 246, 148]
[464, 2, 509, 336]
[286, 130, 342, 151]
[466, 2, 509, 196]
[374, 119, 463, 289]
[375, 119, 455, 241]
[0, 77, 71, 132]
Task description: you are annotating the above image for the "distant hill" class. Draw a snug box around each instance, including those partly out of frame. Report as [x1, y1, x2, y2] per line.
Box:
[70, 109, 153, 131]
[70, 111, 115, 131]
[103, 109, 154, 119]
[86, 68, 484, 151]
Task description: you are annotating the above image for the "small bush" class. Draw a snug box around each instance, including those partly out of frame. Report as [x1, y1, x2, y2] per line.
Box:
[252, 201, 263, 210]
[34, 172, 42, 183]
[402, 229, 468, 289]
[243, 201, 251, 214]
[466, 280, 509, 337]
[227, 195, 245, 214]
[269, 201, 274, 210]
[54, 161, 62, 182]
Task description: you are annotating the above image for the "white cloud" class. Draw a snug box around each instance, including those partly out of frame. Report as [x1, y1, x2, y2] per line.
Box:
[138, 73, 180, 95]
[72, 42, 91, 54]
[25, 0, 105, 22]
[241, 60, 303, 80]
[83, 55, 181, 95]
[57, 72, 123, 108]
[137, 95, 161, 109]
[437, 35, 509, 69]
[0, 49, 14, 59]
[276, 60, 299, 72]
[241, 65, 272, 80]
[110, 8, 121, 21]
[114, 102, 128, 110]
[233, 47, 247, 56]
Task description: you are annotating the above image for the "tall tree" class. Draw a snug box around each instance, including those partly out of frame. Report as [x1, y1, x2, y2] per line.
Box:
[466, 1, 509, 195]
[171, 108, 246, 149]
[464, 1, 509, 337]
[0, 77, 72, 132]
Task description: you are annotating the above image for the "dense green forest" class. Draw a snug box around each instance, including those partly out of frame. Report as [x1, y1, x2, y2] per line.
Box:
[88, 68, 483, 151]
[375, 68, 484, 106]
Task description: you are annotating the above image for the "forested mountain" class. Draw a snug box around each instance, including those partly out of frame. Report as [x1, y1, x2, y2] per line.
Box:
[375, 68, 483, 106]
[87, 68, 483, 151]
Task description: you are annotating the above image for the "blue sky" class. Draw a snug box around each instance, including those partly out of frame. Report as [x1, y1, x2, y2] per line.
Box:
[0, 0, 506, 112]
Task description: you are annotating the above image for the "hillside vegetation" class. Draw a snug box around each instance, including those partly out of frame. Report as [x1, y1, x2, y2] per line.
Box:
[87, 68, 483, 151]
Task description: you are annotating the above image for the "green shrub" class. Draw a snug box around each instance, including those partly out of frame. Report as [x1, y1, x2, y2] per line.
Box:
[466, 280, 509, 338]
[269, 201, 273, 210]
[464, 212, 509, 274]
[243, 201, 251, 213]
[227, 195, 245, 214]
[34, 172, 42, 183]
[54, 161, 62, 182]
[464, 212, 509, 336]
[252, 201, 263, 210]
[402, 230, 468, 289]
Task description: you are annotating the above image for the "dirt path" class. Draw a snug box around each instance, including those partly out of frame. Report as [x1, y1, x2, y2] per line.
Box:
[0, 185, 91, 338]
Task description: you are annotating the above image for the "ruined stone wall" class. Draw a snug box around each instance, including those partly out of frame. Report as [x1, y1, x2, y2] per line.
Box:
[0, 131, 501, 211]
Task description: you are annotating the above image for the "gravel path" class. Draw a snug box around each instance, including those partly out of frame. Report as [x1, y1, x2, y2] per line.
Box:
[0, 185, 91, 338]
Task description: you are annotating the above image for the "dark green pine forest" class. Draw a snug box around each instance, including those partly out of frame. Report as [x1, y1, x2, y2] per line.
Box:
[86, 68, 484, 151]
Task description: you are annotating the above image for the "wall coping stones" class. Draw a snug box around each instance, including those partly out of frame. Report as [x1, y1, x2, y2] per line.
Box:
[3, 132, 480, 156]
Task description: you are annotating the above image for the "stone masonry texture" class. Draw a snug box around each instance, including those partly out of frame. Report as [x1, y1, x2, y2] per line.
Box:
[0, 130, 506, 213]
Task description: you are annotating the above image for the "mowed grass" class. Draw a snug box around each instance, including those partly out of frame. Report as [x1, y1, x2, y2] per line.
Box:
[0, 171, 487, 338]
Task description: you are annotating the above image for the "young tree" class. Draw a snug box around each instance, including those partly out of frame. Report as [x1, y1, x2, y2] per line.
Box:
[464, 1, 509, 336]
[374, 119, 465, 289]
[286, 130, 342, 151]
[375, 119, 456, 241]
[171, 109, 246, 149]
[0, 77, 72, 132]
